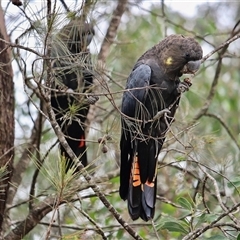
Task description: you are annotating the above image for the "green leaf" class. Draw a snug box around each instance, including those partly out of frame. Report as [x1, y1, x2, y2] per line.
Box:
[227, 177, 240, 188]
[195, 193, 203, 207]
[110, 176, 119, 184]
[198, 213, 218, 224]
[206, 235, 226, 240]
[177, 197, 193, 211]
[237, 233, 240, 240]
[116, 229, 124, 239]
[175, 155, 186, 161]
[161, 221, 188, 234]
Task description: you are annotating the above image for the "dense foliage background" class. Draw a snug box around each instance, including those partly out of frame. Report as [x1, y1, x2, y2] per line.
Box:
[0, 0, 240, 239]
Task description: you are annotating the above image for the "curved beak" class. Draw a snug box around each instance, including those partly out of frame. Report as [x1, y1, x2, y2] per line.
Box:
[182, 60, 201, 74]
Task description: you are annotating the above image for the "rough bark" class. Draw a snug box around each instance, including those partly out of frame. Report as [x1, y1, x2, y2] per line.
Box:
[0, 0, 14, 233]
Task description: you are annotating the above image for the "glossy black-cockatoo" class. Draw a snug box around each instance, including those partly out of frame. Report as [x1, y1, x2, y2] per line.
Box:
[51, 20, 95, 171]
[120, 34, 202, 221]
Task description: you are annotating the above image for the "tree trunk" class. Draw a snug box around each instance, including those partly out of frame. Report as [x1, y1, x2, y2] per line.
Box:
[0, 0, 14, 233]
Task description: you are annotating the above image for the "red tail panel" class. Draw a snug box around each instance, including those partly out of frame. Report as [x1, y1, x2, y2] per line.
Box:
[78, 135, 85, 148]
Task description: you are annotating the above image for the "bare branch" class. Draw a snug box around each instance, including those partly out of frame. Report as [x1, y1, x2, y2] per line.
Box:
[74, 198, 107, 240]
[183, 202, 240, 240]
[5, 196, 59, 240]
[199, 165, 240, 226]
[5, 169, 130, 239]
[201, 34, 240, 63]
[204, 113, 240, 150]
[0, 38, 43, 57]
[59, 0, 70, 12]
[98, 0, 128, 63]
[193, 37, 230, 122]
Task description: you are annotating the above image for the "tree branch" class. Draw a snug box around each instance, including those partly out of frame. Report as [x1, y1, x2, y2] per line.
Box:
[4, 169, 128, 239]
[192, 32, 240, 123]
[201, 34, 240, 63]
[98, 0, 128, 63]
[204, 113, 240, 150]
[182, 202, 240, 240]
[0, 4, 14, 234]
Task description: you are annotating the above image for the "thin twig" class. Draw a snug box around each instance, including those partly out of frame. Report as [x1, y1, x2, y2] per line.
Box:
[74, 196, 107, 240]
[201, 34, 240, 63]
[204, 113, 240, 150]
[151, 219, 161, 240]
[182, 202, 240, 240]
[193, 32, 240, 123]
[0, 38, 43, 57]
[198, 164, 240, 226]
[201, 176, 210, 214]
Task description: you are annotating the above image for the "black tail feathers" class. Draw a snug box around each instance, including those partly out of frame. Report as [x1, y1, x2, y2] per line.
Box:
[127, 156, 157, 221]
[60, 129, 88, 172]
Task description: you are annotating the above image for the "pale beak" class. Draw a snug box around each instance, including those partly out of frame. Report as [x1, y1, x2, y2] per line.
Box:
[182, 60, 201, 74]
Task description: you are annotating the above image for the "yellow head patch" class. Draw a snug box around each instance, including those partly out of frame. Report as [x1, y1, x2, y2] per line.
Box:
[165, 57, 173, 65]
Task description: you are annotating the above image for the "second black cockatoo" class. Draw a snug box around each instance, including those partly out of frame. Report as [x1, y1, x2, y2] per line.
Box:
[51, 20, 95, 171]
[120, 34, 202, 221]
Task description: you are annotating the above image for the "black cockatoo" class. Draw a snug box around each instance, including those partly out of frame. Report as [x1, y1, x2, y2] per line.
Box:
[120, 34, 202, 221]
[51, 20, 95, 171]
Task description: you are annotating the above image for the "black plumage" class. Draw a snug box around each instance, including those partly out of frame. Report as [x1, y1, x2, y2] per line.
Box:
[51, 20, 94, 171]
[120, 34, 202, 221]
